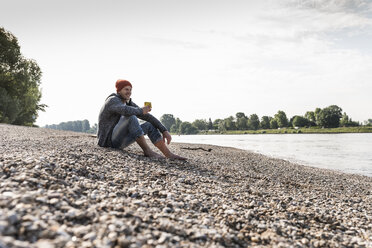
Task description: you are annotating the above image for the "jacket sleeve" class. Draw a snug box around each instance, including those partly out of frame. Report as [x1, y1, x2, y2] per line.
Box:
[107, 96, 143, 116]
[131, 101, 168, 133]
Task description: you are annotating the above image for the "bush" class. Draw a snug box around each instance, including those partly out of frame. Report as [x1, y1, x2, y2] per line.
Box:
[179, 122, 198, 134]
[292, 116, 309, 128]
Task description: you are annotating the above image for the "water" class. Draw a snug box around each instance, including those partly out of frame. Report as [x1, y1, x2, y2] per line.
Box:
[172, 133, 372, 177]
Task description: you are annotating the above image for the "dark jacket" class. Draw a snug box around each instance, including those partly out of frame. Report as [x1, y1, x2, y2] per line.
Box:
[97, 93, 167, 147]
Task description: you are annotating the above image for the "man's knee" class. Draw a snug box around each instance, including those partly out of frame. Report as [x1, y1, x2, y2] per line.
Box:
[125, 115, 141, 127]
[142, 122, 156, 131]
[127, 115, 138, 122]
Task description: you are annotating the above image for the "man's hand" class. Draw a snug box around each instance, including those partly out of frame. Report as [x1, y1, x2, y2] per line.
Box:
[142, 106, 151, 114]
[162, 131, 172, 145]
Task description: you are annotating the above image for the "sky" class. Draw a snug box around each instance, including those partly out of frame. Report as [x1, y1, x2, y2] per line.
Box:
[1, 0, 372, 126]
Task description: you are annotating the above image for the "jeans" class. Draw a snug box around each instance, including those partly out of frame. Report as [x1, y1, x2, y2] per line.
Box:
[111, 115, 162, 149]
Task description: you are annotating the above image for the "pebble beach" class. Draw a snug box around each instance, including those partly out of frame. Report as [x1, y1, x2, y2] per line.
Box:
[0, 124, 371, 248]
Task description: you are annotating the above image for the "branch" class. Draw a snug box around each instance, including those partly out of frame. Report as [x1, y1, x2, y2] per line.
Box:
[181, 147, 212, 152]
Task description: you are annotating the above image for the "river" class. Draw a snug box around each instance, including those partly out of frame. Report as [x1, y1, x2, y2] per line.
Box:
[172, 133, 372, 177]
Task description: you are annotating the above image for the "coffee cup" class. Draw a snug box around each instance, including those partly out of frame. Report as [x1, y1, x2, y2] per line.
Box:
[144, 102, 152, 108]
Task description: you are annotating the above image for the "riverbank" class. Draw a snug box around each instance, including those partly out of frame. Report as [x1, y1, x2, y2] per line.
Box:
[1, 124, 371, 247]
[172, 133, 372, 177]
[195, 126, 372, 135]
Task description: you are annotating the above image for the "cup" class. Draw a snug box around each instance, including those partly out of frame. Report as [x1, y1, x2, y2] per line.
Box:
[144, 102, 152, 108]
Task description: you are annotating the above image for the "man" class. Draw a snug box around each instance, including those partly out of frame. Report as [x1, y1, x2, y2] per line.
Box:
[97, 79, 186, 160]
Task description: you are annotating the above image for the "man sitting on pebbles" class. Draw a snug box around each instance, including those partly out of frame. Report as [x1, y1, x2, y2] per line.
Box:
[97, 79, 186, 160]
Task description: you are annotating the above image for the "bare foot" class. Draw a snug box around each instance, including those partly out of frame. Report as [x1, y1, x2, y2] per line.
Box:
[144, 150, 164, 159]
[167, 153, 187, 160]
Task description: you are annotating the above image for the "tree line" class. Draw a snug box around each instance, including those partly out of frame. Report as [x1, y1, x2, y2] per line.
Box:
[160, 105, 367, 135]
[0, 27, 46, 126]
[45, 120, 97, 134]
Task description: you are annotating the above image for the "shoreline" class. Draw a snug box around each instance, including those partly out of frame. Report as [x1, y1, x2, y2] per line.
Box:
[172, 127, 372, 135]
[1, 124, 372, 247]
[175, 141, 372, 179]
[172, 133, 372, 178]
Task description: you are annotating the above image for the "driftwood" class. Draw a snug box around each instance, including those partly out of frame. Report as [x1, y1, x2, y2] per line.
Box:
[181, 147, 212, 152]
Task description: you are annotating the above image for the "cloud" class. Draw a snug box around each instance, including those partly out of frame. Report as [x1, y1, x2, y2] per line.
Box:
[237, 1, 372, 41]
[227, 1, 372, 65]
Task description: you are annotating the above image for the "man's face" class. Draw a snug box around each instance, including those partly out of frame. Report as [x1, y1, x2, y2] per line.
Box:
[119, 86, 132, 101]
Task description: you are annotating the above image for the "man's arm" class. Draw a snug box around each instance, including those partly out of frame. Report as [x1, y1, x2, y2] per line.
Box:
[107, 96, 143, 116]
[162, 131, 172, 144]
[130, 100, 167, 133]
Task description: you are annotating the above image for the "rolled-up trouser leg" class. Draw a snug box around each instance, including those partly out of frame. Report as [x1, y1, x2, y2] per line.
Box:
[111, 115, 144, 149]
[140, 122, 163, 144]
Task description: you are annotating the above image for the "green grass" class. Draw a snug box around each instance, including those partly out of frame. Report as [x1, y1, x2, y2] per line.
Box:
[197, 126, 372, 135]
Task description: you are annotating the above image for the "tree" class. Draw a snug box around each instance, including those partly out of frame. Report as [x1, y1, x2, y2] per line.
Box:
[292, 116, 309, 127]
[217, 117, 237, 132]
[74, 121, 83, 132]
[45, 120, 94, 133]
[274, 110, 288, 128]
[88, 123, 97, 134]
[192, 119, 208, 131]
[236, 112, 246, 119]
[305, 111, 315, 122]
[340, 112, 349, 127]
[222, 116, 236, 130]
[260, 116, 271, 129]
[213, 119, 222, 130]
[218, 120, 226, 132]
[248, 114, 260, 130]
[0, 87, 19, 123]
[170, 117, 182, 133]
[304, 111, 316, 126]
[179, 122, 198, 134]
[318, 105, 342, 128]
[349, 120, 359, 127]
[270, 119, 278, 129]
[236, 112, 248, 130]
[207, 118, 213, 130]
[82, 119, 90, 132]
[0, 27, 46, 126]
[340, 112, 359, 127]
[160, 114, 176, 131]
[314, 108, 322, 126]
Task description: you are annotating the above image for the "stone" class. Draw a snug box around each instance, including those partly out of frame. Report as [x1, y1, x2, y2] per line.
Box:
[0, 221, 8, 234]
[158, 233, 171, 244]
[49, 198, 59, 204]
[163, 207, 173, 213]
[117, 237, 131, 248]
[225, 209, 236, 215]
[83, 232, 97, 241]
[35, 239, 54, 248]
[7, 212, 19, 225]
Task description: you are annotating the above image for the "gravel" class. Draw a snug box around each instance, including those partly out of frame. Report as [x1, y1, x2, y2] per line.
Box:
[1, 123, 371, 247]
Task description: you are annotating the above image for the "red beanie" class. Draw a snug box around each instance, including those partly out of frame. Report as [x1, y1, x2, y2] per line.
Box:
[116, 79, 132, 92]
